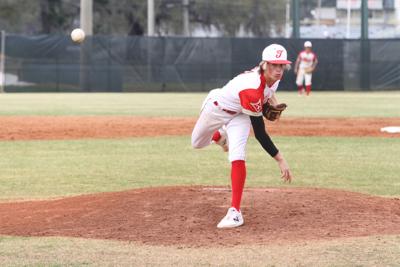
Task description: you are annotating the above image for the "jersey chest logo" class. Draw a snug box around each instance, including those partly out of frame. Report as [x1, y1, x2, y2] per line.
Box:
[250, 99, 262, 113]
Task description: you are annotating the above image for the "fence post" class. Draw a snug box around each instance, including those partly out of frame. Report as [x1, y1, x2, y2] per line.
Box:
[360, 0, 370, 90]
[291, 0, 300, 38]
[0, 30, 6, 93]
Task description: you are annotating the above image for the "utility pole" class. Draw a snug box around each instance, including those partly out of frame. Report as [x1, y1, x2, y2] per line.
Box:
[285, 0, 290, 38]
[361, 0, 368, 39]
[291, 0, 300, 38]
[0, 31, 5, 93]
[316, 0, 321, 26]
[183, 0, 190, 36]
[80, 0, 93, 35]
[360, 0, 370, 90]
[148, 0, 155, 36]
[346, 0, 351, 38]
[80, 0, 93, 91]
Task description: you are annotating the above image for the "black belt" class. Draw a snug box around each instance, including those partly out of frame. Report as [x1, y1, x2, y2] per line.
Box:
[213, 101, 237, 115]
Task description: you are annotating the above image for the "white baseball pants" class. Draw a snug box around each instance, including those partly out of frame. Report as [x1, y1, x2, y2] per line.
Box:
[296, 69, 312, 86]
[191, 90, 251, 162]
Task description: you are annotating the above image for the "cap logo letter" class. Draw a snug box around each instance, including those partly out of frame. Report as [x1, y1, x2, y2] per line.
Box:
[275, 50, 283, 58]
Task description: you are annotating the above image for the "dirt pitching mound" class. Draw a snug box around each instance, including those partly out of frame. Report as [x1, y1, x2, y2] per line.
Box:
[1, 116, 400, 140]
[1, 186, 400, 247]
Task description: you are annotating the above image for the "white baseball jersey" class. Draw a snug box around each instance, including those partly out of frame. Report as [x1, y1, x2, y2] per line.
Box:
[297, 50, 317, 69]
[192, 66, 281, 162]
[215, 67, 280, 116]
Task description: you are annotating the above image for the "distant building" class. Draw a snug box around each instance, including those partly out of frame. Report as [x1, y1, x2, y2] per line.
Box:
[302, 0, 400, 38]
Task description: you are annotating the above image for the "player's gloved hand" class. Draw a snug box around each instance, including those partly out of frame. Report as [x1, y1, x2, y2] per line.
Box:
[305, 67, 314, 73]
[274, 152, 293, 183]
[263, 101, 287, 121]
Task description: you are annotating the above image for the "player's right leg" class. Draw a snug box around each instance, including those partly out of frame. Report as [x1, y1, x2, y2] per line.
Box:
[217, 114, 251, 229]
[296, 70, 305, 95]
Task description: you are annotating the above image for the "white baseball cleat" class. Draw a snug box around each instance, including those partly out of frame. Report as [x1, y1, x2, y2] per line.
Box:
[217, 207, 244, 228]
[212, 126, 229, 152]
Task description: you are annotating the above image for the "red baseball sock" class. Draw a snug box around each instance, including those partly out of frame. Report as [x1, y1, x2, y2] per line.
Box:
[231, 160, 246, 211]
[212, 130, 221, 142]
[298, 85, 304, 94]
[306, 85, 312, 95]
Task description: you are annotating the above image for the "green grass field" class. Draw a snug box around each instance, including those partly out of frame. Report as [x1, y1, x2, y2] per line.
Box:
[0, 91, 399, 117]
[0, 92, 399, 266]
[0, 136, 399, 200]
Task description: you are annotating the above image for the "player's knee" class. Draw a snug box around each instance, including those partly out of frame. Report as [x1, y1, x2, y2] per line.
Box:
[229, 153, 246, 163]
[191, 137, 202, 149]
[192, 141, 201, 149]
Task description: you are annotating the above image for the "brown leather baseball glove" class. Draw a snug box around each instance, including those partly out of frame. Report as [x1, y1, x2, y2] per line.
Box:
[262, 102, 287, 121]
[304, 67, 313, 73]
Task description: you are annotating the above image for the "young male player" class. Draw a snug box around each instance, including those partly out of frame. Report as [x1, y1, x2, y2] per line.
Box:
[294, 41, 318, 96]
[191, 44, 293, 229]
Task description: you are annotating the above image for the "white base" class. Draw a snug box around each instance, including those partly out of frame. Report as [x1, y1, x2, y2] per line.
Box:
[380, 126, 400, 133]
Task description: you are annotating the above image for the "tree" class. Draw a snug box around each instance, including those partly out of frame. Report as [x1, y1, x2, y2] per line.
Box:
[40, 0, 69, 33]
[93, 0, 146, 35]
[191, 0, 287, 37]
[0, 0, 288, 37]
[0, 0, 40, 34]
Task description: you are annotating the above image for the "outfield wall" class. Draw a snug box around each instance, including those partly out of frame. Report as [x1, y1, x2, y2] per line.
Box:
[2, 35, 400, 92]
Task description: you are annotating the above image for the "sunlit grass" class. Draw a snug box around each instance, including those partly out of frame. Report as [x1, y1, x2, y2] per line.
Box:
[0, 91, 399, 117]
[0, 235, 399, 266]
[0, 135, 399, 200]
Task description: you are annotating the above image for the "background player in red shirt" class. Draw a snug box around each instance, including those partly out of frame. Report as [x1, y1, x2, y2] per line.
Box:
[294, 41, 318, 96]
[191, 44, 293, 229]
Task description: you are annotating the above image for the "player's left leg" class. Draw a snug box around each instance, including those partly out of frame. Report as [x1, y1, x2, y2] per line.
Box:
[305, 73, 312, 96]
[211, 126, 228, 152]
[191, 90, 231, 149]
[191, 105, 223, 149]
[217, 114, 251, 228]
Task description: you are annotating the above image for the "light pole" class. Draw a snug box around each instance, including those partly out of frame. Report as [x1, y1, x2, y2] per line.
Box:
[80, 0, 93, 35]
[346, 0, 351, 38]
[0, 30, 5, 93]
[183, 0, 190, 36]
[291, 0, 300, 38]
[148, 0, 155, 36]
[80, 0, 93, 91]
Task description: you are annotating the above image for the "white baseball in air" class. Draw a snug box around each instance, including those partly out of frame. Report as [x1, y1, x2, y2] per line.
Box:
[71, 28, 85, 43]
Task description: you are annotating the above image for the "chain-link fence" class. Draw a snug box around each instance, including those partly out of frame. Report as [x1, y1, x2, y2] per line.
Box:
[2, 34, 400, 92]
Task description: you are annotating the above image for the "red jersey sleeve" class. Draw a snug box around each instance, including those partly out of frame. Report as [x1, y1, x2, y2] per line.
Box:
[238, 89, 263, 116]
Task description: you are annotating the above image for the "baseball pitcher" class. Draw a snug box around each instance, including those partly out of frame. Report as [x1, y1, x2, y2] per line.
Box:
[294, 41, 318, 96]
[191, 44, 293, 229]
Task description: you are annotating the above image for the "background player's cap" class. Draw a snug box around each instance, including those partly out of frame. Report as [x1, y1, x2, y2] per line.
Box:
[304, 41, 312, 47]
[262, 44, 292, 64]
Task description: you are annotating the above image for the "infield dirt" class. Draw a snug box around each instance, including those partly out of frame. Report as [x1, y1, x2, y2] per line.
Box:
[1, 116, 399, 247]
[0, 116, 399, 140]
[1, 186, 400, 247]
